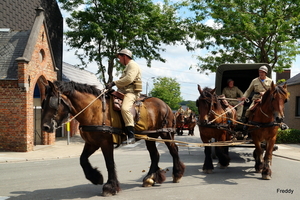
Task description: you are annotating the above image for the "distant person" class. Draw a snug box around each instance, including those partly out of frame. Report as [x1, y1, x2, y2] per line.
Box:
[222, 79, 244, 120]
[184, 107, 192, 118]
[177, 106, 184, 115]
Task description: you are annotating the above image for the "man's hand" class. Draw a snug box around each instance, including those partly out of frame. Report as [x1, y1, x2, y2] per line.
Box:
[106, 82, 115, 89]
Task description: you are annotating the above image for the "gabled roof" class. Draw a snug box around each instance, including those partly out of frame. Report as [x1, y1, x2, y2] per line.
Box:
[0, 30, 30, 80]
[0, 8, 57, 80]
[285, 73, 300, 86]
[0, 0, 63, 75]
[62, 62, 103, 89]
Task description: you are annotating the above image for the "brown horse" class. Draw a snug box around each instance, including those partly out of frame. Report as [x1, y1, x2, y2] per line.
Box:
[186, 113, 197, 136]
[196, 85, 237, 173]
[247, 82, 289, 179]
[175, 112, 185, 135]
[41, 81, 185, 196]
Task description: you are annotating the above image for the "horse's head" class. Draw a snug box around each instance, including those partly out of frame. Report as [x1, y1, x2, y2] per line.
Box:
[196, 85, 218, 125]
[176, 113, 185, 124]
[261, 82, 289, 123]
[41, 81, 71, 132]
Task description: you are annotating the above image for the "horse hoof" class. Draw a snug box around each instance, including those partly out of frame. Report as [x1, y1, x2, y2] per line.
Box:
[262, 175, 272, 180]
[203, 169, 213, 174]
[142, 178, 155, 187]
[102, 192, 114, 197]
[172, 175, 181, 183]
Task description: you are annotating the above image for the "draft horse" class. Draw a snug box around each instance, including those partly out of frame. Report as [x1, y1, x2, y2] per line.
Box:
[247, 82, 289, 180]
[186, 113, 197, 136]
[196, 85, 237, 173]
[41, 81, 185, 196]
[175, 112, 185, 135]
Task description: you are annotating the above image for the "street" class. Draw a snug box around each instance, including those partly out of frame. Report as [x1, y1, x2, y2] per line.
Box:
[0, 127, 299, 200]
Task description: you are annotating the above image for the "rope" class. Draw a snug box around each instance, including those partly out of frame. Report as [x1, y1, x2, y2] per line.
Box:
[135, 134, 252, 147]
[208, 100, 246, 124]
[58, 89, 107, 128]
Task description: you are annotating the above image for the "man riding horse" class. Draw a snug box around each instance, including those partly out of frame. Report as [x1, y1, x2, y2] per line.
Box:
[240, 65, 288, 131]
[106, 49, 142, 144]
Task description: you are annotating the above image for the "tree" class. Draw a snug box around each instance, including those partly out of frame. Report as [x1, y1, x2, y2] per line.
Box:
[188, 0, 300, 73]
[149, 77, 183, 109]
[58, 0, 189, 84]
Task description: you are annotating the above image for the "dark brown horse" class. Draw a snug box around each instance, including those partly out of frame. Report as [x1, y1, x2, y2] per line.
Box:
[41, 81, 185, 196]
[196, 85, 237, 173]
[186, 113, 197, 136]
[247, 82, 289, 179]
[175, 112, 185, 135]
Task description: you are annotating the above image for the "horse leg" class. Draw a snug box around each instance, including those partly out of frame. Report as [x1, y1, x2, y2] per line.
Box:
[163, 136, 185, 183]
[176, 128, 180, 135]
[80, 143, 103, 185]
[261, 139, 276, 180]
[100, 140, 120, 196]
[203, 146, 214, 174]
[253, 141, 264, 173]
[215, 146, 230, 169]
[143, 140, 166, 187]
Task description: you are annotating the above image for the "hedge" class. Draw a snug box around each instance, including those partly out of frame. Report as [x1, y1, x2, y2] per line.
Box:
[276, 129, 300, 144]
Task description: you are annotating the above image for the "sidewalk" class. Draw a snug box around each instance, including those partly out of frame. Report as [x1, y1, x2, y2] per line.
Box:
[0, 135, 98, 163]
[0, 134, 299, 163]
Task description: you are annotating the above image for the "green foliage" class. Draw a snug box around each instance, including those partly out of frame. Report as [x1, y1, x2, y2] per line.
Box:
[185, 101, 198, 114]
[188, 0, 300, 73]
[58, 0, 189, 84]
[149, 77, 183, 109]
[276, 129, 300, 144]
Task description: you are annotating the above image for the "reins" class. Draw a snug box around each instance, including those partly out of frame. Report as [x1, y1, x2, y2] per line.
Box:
[207, 97, 249, 124]
[56, 89, 107, 129]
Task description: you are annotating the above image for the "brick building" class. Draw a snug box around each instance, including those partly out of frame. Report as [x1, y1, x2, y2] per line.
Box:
[0, 0, 63, 152]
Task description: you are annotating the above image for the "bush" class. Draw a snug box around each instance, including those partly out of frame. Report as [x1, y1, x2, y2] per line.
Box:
[276, 129, 300, 144]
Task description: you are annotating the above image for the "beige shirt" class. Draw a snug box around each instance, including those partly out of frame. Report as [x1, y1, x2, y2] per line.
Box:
[177, 108, 184, 114]
[243, 77, 273, 100]
[114, 60, 141, 94]
[222, 86, 243, 105]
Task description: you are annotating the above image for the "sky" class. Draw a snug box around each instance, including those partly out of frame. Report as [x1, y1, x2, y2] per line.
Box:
[60, 2, 300, 101]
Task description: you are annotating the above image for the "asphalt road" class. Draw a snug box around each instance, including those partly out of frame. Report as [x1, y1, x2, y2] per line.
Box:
[1, 127, 299, 200]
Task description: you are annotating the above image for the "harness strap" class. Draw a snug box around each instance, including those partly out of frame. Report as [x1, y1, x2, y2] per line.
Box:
[79, 125, 124, 135]
[135, 128, 176, 135]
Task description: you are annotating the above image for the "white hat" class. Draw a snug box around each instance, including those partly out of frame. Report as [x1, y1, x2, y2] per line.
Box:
[118, 49, 132, 58]
[259, 65, 268, 73]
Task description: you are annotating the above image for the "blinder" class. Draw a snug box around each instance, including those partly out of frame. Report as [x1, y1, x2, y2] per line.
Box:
[49, 95, 60, 110]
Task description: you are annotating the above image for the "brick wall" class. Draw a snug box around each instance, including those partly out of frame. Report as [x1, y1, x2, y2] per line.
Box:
[0, 24, 57, 152]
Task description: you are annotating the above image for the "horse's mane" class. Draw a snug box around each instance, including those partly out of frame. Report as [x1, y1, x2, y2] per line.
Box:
[261, 85, 289, 103]
[54, 81, 102, 97]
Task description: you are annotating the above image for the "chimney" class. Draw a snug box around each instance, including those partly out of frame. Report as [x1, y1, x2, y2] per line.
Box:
[276, 70, 291, 83]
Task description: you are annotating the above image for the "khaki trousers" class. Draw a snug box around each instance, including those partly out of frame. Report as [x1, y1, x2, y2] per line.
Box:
[245, 101, 256, 119]
[121, 92, 139, 127]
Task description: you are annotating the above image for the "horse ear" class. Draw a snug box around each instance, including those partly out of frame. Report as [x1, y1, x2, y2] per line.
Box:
[48, 80, 58, 94]
[197, 85, 203, 94]
[271, 81, 275, 91]
[211, 88, 216, 94]
[282, 82, 287, 90]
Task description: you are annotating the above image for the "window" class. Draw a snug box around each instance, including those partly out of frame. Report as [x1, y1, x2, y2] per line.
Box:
[39, 49, 45, 62]
[296, 96, 300, 116]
